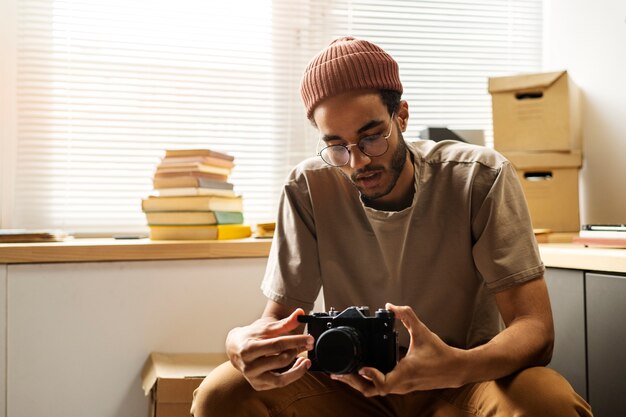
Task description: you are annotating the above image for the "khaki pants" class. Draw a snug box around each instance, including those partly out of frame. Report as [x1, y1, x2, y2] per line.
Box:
[191, 362, 592, 417]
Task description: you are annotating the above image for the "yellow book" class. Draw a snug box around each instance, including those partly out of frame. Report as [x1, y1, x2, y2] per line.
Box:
[254, 222, 276, 239]
[141, 195, 243, 212]
[149, 224, 251, 240]
[216, 224, 252, 240]
[145, 211, 244, 226]
[155, 163, 232, 177]
[165, 149, 234, 161]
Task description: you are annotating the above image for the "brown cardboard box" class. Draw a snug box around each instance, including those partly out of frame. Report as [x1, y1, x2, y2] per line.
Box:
[504, 150, 582, 232]
[489, 71, 580, 152]
[141, 352, 228, 417]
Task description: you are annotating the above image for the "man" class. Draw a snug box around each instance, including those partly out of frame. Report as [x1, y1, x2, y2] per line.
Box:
[191, 37, 592, 416]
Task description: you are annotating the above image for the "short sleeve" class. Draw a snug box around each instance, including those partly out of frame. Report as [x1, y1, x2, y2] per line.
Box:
[260, 174, 322, 311]
[471, 161, 545, 292]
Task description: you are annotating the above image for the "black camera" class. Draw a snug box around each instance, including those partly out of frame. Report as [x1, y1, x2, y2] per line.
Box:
[297, 306, 398, 374]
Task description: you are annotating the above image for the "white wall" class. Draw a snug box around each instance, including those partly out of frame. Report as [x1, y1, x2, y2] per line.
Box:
[544, 0, 626, 224]
[5, 259, 269, 417]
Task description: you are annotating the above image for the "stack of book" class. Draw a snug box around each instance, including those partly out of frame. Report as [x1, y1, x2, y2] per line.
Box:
[573, 224, 626, 248]
[142, 149, 252, 240]
[0, 229, 71, 243]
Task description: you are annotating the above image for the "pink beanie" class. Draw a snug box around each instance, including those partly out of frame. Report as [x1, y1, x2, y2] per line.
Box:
[300, 36, 403, 118]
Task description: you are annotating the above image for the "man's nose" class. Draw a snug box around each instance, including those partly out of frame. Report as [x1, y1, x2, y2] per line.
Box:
[347, 144, 371, 169]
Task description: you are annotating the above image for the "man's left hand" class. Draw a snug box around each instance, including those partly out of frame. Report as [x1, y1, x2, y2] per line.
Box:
[330, 303, 466, 397]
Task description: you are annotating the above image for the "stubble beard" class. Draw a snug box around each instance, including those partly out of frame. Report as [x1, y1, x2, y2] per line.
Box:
[351, 131, 408, 201]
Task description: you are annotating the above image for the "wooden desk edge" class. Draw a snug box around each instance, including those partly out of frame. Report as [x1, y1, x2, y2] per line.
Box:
[0, 238, 272, 264]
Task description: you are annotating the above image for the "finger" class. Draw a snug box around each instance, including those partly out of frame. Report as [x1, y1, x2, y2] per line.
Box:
[243, 348, 301, 378]
[262, 308, 306, 337]
[254, 356, 311, 390]
[242, 334, 313, 362]
[358, 367, 392, 397]
[331, 373, 380, 397]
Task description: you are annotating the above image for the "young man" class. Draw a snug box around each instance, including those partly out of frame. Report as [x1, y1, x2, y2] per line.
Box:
[191, 37, 593, 416]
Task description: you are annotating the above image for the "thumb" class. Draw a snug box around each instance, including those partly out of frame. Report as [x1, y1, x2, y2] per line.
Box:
[265, 308, 305, 337]
[385, 303, 423, 335]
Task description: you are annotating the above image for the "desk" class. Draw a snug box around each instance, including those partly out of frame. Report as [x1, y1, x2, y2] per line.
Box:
[539, 244, 626, 415]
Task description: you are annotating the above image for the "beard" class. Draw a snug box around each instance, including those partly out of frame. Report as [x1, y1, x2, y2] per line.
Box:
[351, 131, 408, 201]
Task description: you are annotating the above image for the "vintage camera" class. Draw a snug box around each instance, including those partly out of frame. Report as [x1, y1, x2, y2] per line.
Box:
[297, 306, 398, 374]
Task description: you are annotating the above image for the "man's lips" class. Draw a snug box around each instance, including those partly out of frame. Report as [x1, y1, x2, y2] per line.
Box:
[353, 170, 383, 188]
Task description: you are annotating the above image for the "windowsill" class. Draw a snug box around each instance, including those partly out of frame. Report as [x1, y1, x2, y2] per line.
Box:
[0, 237, 272, 264]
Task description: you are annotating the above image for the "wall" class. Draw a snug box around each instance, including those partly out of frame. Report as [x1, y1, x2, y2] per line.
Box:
[543, 0, 626, 224]
[3, 259, 270, 417]
[1, 266, 6, 417]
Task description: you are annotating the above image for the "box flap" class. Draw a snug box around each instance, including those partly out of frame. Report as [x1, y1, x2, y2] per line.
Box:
[503, 150, 582, 169]
[141, 352, 228, 396]
[155, 377, 205, 403]
[488, 70, 566, 93]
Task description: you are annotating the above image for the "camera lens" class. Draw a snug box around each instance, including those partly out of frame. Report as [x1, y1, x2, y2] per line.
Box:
[315, 326, 363, 374]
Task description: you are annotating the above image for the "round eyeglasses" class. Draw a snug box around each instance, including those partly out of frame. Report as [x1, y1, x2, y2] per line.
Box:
[317, 113, 395, 167]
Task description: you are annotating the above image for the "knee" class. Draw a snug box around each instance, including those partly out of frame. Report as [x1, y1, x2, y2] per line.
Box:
[501, 367, 592, 417]
[190, 361, 260, 417]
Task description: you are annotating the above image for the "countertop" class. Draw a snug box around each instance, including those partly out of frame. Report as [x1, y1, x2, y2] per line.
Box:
[1, 239, 625, 274]
[0, 237, 272, 264]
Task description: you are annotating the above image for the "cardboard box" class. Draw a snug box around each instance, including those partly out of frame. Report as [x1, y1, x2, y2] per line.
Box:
[504, 150, 582, 232]
[141, 352, 228, 417]
[419, 128, 485, 146]
[489, 70, 580, 152]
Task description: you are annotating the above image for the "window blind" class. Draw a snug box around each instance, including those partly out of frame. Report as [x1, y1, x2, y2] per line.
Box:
[7, 0, 542, 235]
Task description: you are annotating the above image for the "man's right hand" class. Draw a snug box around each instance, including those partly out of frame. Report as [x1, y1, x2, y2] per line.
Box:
[226, 308, 314, 391]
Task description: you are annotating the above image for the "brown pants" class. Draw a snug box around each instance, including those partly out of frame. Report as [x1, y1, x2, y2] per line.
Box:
[191, 362, 592, 417]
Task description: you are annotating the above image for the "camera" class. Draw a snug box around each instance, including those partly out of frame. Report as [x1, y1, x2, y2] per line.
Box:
[297, 306, 398, 374]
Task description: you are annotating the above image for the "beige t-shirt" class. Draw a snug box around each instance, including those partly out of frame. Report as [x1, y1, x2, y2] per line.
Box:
[261, 140, 544, 349]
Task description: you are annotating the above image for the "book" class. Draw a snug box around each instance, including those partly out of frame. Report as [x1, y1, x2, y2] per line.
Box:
[141, 195, 243, 212]
[152, 170, 229, 181]
[165, 149, 234, 161]
[153, 176, 234, 190]
[145, 211, 244, 226]
[581, 224, 626, 232]
[579, 224, 626, 239]
[254, 222, 276, 239]
[0, 229, 71, 243]
[155, 163, 232, 177]
[148, 224, 252, 240]
[572, 236, 626, 249]
[154, 187, 237, 197]
[217, 224, 252, 240]
[159, 155, 235, 169]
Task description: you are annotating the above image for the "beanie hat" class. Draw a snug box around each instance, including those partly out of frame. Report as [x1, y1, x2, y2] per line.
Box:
[300, 36, 403, 119]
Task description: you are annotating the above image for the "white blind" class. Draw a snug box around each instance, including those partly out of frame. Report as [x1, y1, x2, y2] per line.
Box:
[328, 0, 544, 141]
[7, 0, 542, 235]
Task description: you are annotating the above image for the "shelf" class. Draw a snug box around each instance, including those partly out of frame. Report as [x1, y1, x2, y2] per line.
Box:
[0, 237, 272, 264]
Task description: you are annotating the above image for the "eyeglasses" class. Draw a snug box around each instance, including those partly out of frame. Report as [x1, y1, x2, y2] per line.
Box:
[317, 113, 395, 167]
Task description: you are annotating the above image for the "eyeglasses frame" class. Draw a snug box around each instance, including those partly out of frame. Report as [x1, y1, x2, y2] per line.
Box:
[317, 112, 396, 167]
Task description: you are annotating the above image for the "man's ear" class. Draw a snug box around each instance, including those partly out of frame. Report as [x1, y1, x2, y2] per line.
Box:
[397, 100, 409, 132]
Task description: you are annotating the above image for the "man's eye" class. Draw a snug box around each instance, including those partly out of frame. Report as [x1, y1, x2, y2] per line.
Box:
[360, 134, 381, 143]
[328, 145, 346, 152]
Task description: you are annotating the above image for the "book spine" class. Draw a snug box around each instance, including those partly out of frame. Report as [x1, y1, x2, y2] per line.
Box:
[216, 224, 252, 240]
[214, 211, 244, 224]
[159, 156, 235, 169]
[165, 149, 235, 161]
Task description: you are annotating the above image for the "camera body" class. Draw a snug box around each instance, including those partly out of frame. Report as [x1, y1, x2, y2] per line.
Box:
[297, 306, 398, 374]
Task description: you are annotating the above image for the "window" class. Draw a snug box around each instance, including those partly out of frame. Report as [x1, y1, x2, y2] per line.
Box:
[0, 0, 542, 236]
